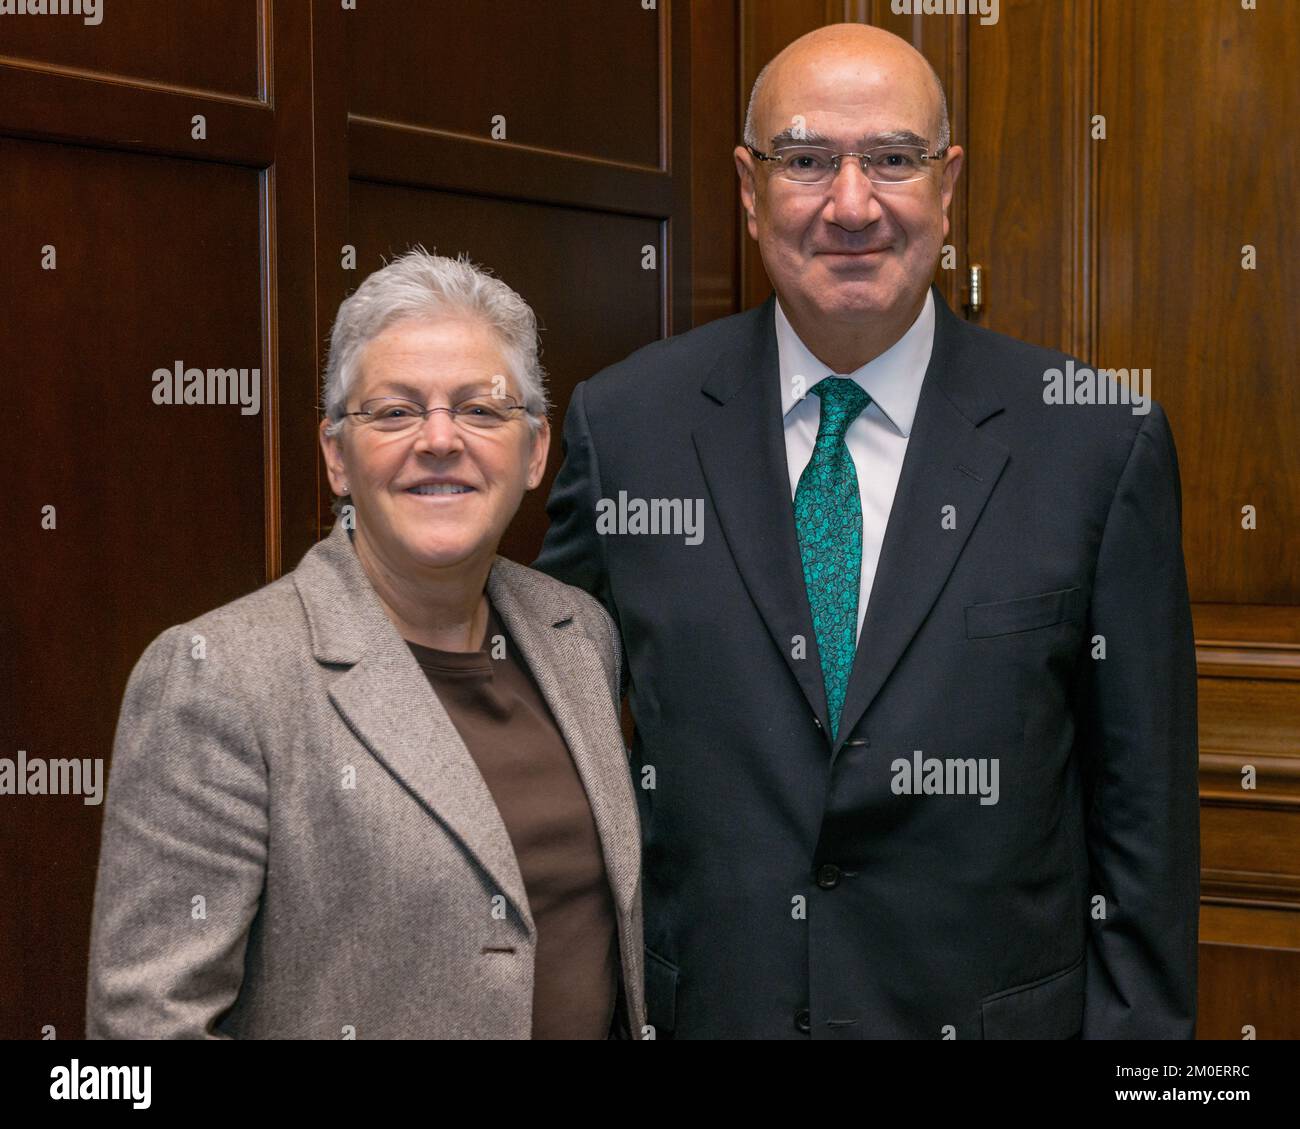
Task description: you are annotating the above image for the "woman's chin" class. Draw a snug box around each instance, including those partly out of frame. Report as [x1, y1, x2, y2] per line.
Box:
[400, 535, 493, 572]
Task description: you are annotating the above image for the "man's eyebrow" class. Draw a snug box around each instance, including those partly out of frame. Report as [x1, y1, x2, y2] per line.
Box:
[766, 128, 933, 149]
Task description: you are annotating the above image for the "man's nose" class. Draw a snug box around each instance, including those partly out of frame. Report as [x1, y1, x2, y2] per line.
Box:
[822, 160, 884, 228]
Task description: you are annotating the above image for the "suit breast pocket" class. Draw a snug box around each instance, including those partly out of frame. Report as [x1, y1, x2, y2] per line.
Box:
[964, 587, 1083, 640]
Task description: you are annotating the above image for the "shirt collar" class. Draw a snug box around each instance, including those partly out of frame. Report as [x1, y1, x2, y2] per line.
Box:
[775, 288, 935, 437]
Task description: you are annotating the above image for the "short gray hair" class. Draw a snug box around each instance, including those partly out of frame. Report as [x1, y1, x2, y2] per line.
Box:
[321, 247, 549, 437]
[742, 56, 951, 153]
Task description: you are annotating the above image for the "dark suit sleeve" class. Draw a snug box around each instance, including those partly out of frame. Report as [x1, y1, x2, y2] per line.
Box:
[535, 381, 628, 698]
[1079, 402, 1200, 1038]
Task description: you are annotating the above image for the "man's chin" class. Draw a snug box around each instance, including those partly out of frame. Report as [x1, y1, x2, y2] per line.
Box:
[814, 283, 902, 320]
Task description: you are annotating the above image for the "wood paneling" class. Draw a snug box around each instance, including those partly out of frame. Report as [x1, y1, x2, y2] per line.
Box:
[0, 0, 318, 1039]
[2, 136, 268, 1037]
[1097, 0, 1300, 606]
[1, 0, 696, 1038]
[1197, 943, 1300, 1039]
[1091, 1, 1300, 1034]
[689, 0, 740, 326]
[0, 0, 261, 98]
[957, 0, 1094, 354]
[347, 0, 661, 168]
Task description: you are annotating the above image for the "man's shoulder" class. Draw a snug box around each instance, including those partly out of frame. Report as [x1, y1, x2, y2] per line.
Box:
[581, 301, 770, 406]
[946, 314, 1162, 450]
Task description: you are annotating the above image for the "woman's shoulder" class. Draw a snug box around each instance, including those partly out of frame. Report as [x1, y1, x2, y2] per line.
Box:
[490, 557, 612, 627]
[490, 557, 623, 701]
[127, 573, 309, 699]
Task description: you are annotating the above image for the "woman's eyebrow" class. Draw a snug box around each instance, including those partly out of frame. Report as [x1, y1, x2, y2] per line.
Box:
[366, 380, 500, 400]
[367, 381, 425, 400]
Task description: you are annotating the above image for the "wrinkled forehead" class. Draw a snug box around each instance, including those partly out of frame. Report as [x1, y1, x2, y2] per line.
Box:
[759, 54, 940, 148]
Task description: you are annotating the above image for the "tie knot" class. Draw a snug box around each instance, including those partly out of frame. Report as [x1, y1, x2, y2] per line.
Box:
[812, 377, 872, 440]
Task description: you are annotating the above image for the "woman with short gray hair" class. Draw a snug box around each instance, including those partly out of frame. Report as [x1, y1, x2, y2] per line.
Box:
[87, 248, 644, 1040]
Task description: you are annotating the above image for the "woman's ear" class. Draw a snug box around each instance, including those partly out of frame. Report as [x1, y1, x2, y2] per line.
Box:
[319, 418, 350, 496]
[526, 418, 551, 490]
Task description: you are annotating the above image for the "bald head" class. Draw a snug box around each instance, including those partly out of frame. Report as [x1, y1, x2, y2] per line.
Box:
[743, 24, 949, 154]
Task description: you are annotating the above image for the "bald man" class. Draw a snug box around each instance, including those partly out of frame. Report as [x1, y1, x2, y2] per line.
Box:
[537, 24, 1199, 1039]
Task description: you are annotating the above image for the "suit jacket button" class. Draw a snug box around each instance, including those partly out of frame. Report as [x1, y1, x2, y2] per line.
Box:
[794, 1008, 812, 1034]
[816, 863, 841, 889]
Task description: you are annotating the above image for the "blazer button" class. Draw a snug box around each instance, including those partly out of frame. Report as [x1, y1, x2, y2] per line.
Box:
[816, 864, 841, 889]
[794, 1008, 812, 1034]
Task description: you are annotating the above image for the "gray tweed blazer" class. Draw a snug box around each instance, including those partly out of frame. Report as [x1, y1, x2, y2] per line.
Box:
[86, 520, 644, 1039]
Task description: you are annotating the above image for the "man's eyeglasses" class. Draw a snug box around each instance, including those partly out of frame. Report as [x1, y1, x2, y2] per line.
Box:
[340, 395, 528, 434]
[746, 143, 948, 186]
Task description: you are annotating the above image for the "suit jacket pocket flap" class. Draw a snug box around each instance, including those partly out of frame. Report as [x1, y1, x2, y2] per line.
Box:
[965, 586, 1081, 639]
[980, 954, 1085, 1039]
[644, 947, 678, 1035]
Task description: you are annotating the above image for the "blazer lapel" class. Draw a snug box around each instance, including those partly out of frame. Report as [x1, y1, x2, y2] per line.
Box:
[293, 523, 533, 934]
[692, 294, 830, 728]
[833, 291, 1009, 756]
[487, 561, 640, 917]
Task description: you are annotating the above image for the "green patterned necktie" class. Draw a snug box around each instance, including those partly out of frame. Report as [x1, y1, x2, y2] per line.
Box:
[794, 377, 872, 741]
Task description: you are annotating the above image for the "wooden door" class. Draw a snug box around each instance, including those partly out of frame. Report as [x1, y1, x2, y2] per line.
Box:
[0, 0, 695, 1040]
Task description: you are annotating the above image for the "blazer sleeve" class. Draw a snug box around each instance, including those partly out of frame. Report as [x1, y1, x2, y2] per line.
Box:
[86, 625, 268, 1039]
[1079, 402, 1200, 1039]
[535, 380, 628, 699]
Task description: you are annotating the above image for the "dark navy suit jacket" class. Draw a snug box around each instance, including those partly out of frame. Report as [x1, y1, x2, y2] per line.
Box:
[535, 286, 1199, 1039]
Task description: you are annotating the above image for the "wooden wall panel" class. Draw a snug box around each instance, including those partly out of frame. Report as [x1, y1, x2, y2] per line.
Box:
[1098, 0, 1300, 606]
[0, 0, 262, 98]
[0, 0, 322, 1039]
[954, 0, 1094, 354]
[1094, 0, 1300, 1035]
[1, 137, 268, 1037]
[1197, 943, 1300, 1040]
[689, 0, 741, 326]
[346, 180, 664, 564]
[347, 0, 661, 168]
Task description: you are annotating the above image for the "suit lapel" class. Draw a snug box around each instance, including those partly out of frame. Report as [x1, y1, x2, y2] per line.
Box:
[832, 291, 1009, 755]
[487, 562, 640, 917]
[692, 294, 830, 728]
[294, 523, 533, 933]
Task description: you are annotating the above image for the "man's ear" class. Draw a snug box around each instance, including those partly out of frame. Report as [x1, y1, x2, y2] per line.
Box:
[940, 145, 964, 214]
[938, 144, 964, 240]
[734, 146, 760, 241]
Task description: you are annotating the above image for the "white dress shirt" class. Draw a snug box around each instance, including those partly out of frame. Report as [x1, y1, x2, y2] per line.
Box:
[777, 289, 936, 643]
